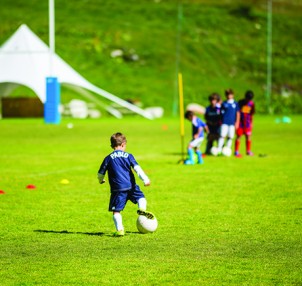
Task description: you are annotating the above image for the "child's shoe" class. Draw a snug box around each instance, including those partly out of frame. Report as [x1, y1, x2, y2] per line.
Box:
[137, 209, 154, 219]
[234, 151, 242, 158]
[247, 151, 254, 156]
[113, 230, 125, 237]
[184, 159, 194, 165]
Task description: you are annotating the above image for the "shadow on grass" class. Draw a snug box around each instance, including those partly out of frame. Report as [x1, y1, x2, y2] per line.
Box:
[34, 229, 106, 236]
[34, 229, 141, 237]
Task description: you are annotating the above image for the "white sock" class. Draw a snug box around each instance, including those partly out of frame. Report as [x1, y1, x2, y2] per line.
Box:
[218, 137, 225, 152]
[137, 197, 147, 211]
[113, 213, 124, 231]
[226, 138, 233, 149]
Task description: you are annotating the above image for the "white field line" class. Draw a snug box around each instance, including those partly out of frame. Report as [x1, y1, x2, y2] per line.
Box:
[5, 154, 167, 179]
[20, 166, 88, 178]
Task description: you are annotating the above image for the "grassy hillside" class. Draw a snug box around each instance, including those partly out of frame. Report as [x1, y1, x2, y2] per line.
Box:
[1, 0, 301, 116]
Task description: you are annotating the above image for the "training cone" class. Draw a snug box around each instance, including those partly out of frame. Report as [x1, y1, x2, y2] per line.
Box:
[26, 184, 36, 189]
[162, 124, 168, 131]
[60, 179, 69, 185]
[0, 190, 6, 194]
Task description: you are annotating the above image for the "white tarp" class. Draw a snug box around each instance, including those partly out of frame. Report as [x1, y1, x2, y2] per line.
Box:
[0, 24, 153, 119]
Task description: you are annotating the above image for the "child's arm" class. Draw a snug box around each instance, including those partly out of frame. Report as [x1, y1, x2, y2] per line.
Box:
[235, 111, 240, 129]
[97, 173, 106, 184]
[134, 165, 150, 186]
[204, 125, 209, 134]
[251, 102, 256, 115]
[194, 127, 203, 139]
[98, 157, 108, 184]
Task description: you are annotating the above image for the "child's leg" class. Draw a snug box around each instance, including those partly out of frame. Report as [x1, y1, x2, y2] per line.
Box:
[187, 147, 195, 163]
[213, 134, 219, 150]
[131, 188, 154, 219]
[235, 127, 243, 155]
[137, 196, 154, 219]
[113, 212, 124, 231]
[137, 197, 147, 211]
[194, 138, 204, 163]
[217, 137, 224, 152]
[187, 137, 203, 163]
[226, 125, 235, 149]
[235, 136, 241, 153]
[226, 137, 233, 149]
[195, 148, 203, 164]
[246, 134, 253, 155]
[205, 135, 213, 154]
[218, 124, 228, 152]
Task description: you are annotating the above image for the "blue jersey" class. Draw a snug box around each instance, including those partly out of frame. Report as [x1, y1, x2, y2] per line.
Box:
[221, 100, 239, 125]
[98, 150, 138, 192]
[192, 116, 207, 138]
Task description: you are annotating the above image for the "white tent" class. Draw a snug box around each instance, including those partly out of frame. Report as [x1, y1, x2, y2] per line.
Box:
[0, 24, 153, 119]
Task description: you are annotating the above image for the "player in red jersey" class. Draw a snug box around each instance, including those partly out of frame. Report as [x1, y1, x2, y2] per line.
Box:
[234, 90, 255, 157]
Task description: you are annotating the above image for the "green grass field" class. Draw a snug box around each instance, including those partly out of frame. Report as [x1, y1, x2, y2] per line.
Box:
[0, 116, 301, 285]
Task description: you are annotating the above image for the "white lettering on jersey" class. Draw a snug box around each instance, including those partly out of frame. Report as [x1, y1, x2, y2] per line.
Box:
[110, 151, 129, 159]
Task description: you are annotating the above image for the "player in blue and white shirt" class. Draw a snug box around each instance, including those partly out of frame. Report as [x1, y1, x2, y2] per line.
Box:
[184, 110, 209, 165]
[97, 132, 153, 237]
[217, 89, 240, 154]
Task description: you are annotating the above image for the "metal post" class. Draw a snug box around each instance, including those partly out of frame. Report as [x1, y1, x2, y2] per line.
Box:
[266, 0, 272, 113]
[173, 0, 183, 116]
[178, 73, 185, 162]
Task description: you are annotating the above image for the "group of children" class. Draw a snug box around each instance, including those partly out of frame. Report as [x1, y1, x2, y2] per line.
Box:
[184, 88, 255, 164]
[96, 89, 255, 236]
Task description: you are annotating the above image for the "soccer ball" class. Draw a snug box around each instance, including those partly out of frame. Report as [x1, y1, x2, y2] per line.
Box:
[210, 146, 219, 156]
[222, 146, 232, 157]
[136, 215, 158, 234]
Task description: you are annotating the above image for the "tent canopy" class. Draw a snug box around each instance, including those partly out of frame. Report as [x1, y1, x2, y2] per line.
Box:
[0, 24, 153, 119]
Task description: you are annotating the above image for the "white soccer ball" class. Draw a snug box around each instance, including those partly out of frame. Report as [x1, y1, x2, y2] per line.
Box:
[222, 146, 232, 157]
[66, 123, 74, 129]
[136, 215, 158, 234]
[211, 146, 219, 156]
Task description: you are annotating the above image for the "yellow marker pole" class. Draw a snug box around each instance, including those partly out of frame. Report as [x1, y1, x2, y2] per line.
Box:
[178, 73, 185, 162]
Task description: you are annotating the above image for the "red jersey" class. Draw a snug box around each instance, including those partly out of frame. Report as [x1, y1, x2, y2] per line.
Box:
[238, 99, 255, 129]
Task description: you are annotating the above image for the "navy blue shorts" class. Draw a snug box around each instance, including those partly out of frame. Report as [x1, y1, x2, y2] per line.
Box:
[109, 185, 145, 212]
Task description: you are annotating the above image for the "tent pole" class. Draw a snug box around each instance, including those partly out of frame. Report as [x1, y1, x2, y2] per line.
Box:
[49, 0, 55, 76]
[46, 0, 60, 124]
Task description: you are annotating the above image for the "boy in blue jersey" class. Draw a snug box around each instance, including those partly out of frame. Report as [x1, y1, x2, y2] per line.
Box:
[97, 132, 153, 237]
[217, 89, 240, 154]
[184, 110, 208, 165]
